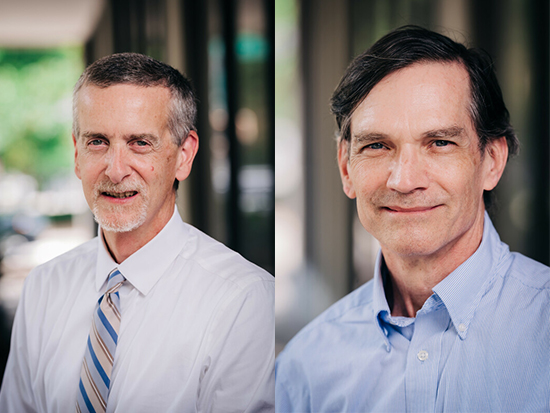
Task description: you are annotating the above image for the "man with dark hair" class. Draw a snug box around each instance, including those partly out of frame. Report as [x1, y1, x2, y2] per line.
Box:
[0, 53, 274, 412]
[276, 26, 549, 412]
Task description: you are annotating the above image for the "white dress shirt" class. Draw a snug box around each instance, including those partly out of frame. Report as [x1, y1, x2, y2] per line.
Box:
[0, 207, 275, 412]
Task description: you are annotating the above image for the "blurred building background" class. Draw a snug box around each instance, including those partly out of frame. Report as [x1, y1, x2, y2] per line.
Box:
[275, 0, 549, 352]
[0, 0, 274, 385]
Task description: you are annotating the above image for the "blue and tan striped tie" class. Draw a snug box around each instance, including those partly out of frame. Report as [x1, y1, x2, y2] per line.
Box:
[76, 269, 125, 413]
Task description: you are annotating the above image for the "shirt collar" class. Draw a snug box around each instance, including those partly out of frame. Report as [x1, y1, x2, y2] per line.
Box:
[372, 211, 503, 344]
[96, 206, 189, 295]
[432, 211, 502, 340]
[372, 253, 392, 351]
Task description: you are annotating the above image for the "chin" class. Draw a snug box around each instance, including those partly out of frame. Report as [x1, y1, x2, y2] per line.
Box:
[97, 218, 144, 233]
[375, 226, 447, 258]
[92, 207, 148, 233]
[383, 241, 442, 257]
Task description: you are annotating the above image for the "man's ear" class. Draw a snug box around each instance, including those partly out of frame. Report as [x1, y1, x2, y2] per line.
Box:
[175, 130, 199, 182]
[337, 139, 356, 199]
[482, 136, 508, 192]
[72, 134, 81, 180]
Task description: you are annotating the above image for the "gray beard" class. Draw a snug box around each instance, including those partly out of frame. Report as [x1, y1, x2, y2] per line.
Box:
[91, 180, 148, 233]
[92, 202, 148, 233]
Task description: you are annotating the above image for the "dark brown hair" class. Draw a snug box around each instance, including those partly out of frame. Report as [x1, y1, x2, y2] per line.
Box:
[331, 25, 518, 210]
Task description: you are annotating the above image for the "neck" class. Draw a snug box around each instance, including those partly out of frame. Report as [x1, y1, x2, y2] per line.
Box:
[102, 203, 175, 264]
[383, 213, 485, 318]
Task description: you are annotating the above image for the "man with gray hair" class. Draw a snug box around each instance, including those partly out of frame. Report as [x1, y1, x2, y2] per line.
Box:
[0, 53, 274, 412]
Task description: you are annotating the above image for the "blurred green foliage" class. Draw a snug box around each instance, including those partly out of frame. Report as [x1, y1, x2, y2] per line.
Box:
[275, 0, 299, 122]
[0, 47, 83, 187]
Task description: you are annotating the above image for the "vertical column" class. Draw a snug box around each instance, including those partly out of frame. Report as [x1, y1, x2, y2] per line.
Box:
[181, 0, 212, 232]
[301, 0, 353, 301]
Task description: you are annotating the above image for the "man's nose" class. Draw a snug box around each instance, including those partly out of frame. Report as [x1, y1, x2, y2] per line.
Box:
[104, 147, 132, 184]
[386, 146, 428, 194]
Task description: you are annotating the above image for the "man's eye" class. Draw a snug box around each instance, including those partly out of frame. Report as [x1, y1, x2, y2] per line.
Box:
[434, 140, 451, 147]
[134, 140, 149, 147]
[366, 142, 385, 150]
[89, 139, 105, 146]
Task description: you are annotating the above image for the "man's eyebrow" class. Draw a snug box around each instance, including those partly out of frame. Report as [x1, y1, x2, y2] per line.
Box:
[126, 133, 160, 142]
[80, 132, 160, 142]
[423, 126, 465, 139]
[81, 131, 106, 139]
[352, 132, 390, 144]
[352, 126, 466, 144]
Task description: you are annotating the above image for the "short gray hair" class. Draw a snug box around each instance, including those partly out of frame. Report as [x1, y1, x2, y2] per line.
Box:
[73, 53, 196, 146]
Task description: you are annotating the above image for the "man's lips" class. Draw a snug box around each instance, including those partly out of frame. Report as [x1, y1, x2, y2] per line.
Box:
[101, 191, 138, 199]
[382, 205, 441, 213]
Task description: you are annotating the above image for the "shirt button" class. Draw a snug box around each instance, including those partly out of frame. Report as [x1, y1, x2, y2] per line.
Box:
[417, 350, 429, 361]
[458, 323, 466, 332]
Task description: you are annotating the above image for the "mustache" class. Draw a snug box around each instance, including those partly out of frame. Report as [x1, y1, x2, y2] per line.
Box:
[370, 192, 441, 208]
[93, 180, 146, 195]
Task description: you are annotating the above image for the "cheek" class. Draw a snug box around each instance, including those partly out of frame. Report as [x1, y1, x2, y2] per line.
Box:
[350, 158, 388, 194]
[139, 153, 175, 185]
[76, 148, 105, 173]
[76, 158, 97, 183]
[349, 159, 387, 214]
[132, 156, 159, 175]
[436, 156, 484, 209]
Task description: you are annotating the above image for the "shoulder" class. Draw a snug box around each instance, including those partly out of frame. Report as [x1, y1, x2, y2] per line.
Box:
[297, 279, 374, 333]
[486, 216, 549, 292]
[278, 279, 375, 365]
[499, 249, 550, 292]
[24, 237, 98, 288]
[179, 223, 273, 292]
[276, 280, 378, 407]
[16, 238, 98, 323]
[482, 247, 550, 340]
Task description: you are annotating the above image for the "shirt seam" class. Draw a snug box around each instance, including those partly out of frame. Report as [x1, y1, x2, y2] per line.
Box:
[297, 298, 374, 339]
[178, 251, 273, 293]
[495, 252, 549, 292]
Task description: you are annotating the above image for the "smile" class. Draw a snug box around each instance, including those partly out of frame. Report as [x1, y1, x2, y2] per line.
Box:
[383, 205, 441, 213]
[102, 191, 138, 199]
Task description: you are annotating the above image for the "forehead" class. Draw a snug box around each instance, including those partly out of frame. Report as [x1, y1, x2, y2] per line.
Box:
[350, 62, 473, 139]
[76, 84, 171, 135]
[77, 84, 171, 117]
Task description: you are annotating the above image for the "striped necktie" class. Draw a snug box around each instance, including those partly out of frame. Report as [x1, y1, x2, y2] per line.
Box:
[76, 269, 126, 413]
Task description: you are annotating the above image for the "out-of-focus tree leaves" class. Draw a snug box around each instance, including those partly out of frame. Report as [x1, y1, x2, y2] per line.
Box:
[0, 47, 83, 187]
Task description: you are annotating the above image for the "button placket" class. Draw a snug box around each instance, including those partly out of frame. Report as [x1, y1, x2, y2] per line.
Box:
[404, 304, 450, 412]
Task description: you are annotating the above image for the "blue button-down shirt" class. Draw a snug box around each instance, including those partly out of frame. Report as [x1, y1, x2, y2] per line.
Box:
[276, 213, 550, 412]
